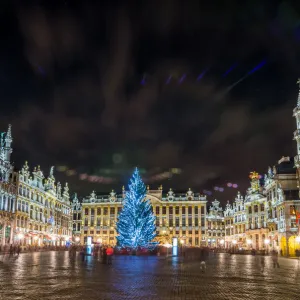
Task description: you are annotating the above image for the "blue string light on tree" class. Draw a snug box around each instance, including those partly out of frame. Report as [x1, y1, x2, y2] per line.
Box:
[116, 167, 157, 249]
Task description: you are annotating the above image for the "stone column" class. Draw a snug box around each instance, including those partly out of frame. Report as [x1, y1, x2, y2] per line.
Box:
[191, 206, 195, 246]
[258, 204, 261, 228]
[2, 223, 6, 246]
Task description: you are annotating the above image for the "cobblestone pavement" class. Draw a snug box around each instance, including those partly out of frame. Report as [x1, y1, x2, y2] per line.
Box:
[0, 252, 300, 300]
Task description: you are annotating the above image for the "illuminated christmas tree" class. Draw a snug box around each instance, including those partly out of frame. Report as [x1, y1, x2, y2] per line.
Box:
[116, 168, 156, 249]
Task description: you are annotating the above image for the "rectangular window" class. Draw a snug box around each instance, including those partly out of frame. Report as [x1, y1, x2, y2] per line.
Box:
[85, 208, 89, 215]
[182, 219, 186, 226]
[175, 218, 179, 227]
[194, 207, 198, 215]
[169, 219, 173, 227]
[195, 218, 198, 226]
[97, 208, 101, 215]
[188, 230, 192, 234]
[103, 230, 107, 234]
[162, 206, 166, 214]
[156, 219, 159, 227]
[290, 206, 296, 215]
[73, 213, 77, 220]
[175, 206, 179, 214]
[201, 206, 205, 214]
[182, 230, 186, 235]
[195, 230, 199, 234]
[182, 207, 186, 215]
[110, 207, 115, 215]
[188, 218, 192, 226]
[96, 231, 100, 234]
[90, 231, 94, 234]
[188, 206, 192, 215]
[91, 208, 95, 215]
[176, 231, 179, 235]
[103, 207, 108, 215]
[195, 237, 199, 245]
[110, 231, 114, 234]
[156, 207, 160, 215]
[169, 207, 173, 215]
[84, 218, 88, 226]
[97, 218, 100, 226]
[118, 207, 122, 214]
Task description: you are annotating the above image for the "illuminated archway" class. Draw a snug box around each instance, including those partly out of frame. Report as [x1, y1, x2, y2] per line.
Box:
[280, 237, 286, 256]
[288, 236, 297, 257]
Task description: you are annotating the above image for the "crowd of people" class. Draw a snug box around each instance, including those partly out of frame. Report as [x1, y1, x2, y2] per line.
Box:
[68, 245, 115, 264]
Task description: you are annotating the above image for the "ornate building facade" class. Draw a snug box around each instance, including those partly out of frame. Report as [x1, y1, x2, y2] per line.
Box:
[223, 158, 300, 255]
[0, 125, 17, 246]
[15, 162, 73, 246]
[80, 187, 207, 247]
[206, 199, 225, 248]
[72, 193, 82, 242]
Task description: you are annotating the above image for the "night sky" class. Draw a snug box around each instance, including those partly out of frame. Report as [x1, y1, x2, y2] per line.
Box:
[1, 1, 300, 202]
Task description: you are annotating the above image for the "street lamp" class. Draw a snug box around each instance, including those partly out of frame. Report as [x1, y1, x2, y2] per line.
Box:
[232, 240, 237, 245]
[220, 239, 224, 248]
[264, 239, 270, 254]
[75, 236, 80, 243]
[17, 233, 24, 239]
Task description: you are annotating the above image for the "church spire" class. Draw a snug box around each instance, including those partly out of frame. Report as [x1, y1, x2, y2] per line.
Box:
[5, 124, 12, 144]
[297, 78, 300, 107]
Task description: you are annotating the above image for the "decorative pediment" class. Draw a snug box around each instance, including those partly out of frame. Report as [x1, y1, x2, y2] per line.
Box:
[90, 191, 96, 202]
[167, 188, 174, 201]
[109, 189, 116, 202]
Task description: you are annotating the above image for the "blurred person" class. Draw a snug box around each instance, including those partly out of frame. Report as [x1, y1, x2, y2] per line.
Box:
[271, 250, 280, 268]
[106, 245, 114, 265]
[260, 253, 265, 272]
[102, 246, 107, 264]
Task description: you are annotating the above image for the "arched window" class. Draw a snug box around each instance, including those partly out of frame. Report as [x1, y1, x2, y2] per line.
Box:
[19, 185, 22, 196]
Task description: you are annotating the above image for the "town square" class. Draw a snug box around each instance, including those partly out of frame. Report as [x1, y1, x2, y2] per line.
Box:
[2, 1, 300, 299]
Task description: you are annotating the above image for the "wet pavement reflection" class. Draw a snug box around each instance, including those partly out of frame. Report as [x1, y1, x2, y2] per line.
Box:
[0, 252, 300, 299]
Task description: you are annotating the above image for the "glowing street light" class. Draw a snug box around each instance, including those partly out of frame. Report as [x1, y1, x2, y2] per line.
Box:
[97, 238, 102, 243]
[246, 239, 252, 245]
[17, 233, 24, 239]
[232, 240, 237, 245]
[75, 236, 80, 242]
[220, 239, 225, 245]
[264, 239, 270, 245]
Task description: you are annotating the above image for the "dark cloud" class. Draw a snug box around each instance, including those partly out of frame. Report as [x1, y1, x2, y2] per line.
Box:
[1, 1, 300, 202]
